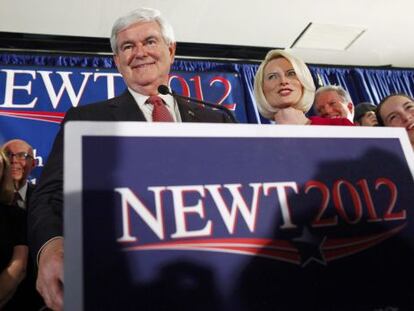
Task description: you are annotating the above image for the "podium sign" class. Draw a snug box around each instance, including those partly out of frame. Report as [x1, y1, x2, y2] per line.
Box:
[64, 123, 414, 310]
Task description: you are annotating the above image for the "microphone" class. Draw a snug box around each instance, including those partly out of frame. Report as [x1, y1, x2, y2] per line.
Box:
[158, 85, 236, 122]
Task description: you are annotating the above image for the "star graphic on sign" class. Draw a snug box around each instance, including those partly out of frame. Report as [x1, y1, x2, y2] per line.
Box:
[292, 227, 327, 267]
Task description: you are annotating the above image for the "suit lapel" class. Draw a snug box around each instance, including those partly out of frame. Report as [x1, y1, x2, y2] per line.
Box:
[26, 183, 36, 200]
[25, 183, 36, 210]
[108, 90, 146, 121]
[107, 91, 205, 122]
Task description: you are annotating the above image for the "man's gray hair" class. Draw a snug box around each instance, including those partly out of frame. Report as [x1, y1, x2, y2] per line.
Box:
[110, 7, 175, 54]
[315, 85, 353, 105]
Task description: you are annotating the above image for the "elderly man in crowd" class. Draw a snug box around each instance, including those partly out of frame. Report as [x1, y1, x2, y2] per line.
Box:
[313, 85, 354, 123]
[2, 139, 36, 209]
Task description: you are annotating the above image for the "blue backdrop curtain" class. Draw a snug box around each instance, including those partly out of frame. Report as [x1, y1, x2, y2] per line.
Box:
[309, 65, 414, 106]
[2, 52, 414, 118]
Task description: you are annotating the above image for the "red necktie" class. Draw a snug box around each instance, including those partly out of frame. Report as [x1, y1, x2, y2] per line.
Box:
[147, 96, 174, 122]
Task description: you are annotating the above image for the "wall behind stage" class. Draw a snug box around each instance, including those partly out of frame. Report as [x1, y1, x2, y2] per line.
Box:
[1, 52, 414, 182]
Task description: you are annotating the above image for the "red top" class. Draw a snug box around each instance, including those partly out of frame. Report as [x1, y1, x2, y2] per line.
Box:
[309, 116, 354, 126]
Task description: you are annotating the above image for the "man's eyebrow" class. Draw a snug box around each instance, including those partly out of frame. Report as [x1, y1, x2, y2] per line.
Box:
[144, 35, 157, 40]
[119, 39, 134, 47]
[402, 101, 413, 108]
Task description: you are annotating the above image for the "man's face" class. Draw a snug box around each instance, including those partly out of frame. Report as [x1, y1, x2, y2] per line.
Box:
[3, 140, 35, 189]
[114, 21, 176, 95]
[314, 90, 354, 121]
[358, 111, 378, 126]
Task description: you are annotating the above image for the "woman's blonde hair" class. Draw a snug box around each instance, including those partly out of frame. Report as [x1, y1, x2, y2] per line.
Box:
[0, 150, 14, 205]
[253, 49, 316, 119]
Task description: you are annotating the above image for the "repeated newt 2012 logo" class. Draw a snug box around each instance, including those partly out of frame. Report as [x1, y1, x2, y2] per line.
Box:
[113, 178, 407, 267]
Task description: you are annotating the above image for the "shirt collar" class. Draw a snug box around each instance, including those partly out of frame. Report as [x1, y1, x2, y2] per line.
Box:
[18, 181, 28, 201]
[128, 87, 175, 110]
[128, 87, 180, 122]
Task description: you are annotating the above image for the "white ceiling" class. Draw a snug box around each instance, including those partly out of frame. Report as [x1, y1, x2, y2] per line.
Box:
[1, 0, 413, 67]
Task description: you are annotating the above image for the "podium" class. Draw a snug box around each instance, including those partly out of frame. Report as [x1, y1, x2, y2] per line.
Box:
[64, 122, 414, 310]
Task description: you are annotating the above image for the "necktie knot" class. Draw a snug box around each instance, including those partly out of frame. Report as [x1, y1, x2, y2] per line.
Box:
[147, 95, 174, 122]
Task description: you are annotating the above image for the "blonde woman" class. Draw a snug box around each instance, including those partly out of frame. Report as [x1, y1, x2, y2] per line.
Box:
[0, 150, 28, 309]
[254, 49, 353, 126]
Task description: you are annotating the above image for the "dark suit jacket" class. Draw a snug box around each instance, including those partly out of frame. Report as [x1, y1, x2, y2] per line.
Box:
[25, 182, 36, 210]
[28, 90, 235, 257]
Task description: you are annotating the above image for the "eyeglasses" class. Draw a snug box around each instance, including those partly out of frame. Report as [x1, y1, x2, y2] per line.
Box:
[5, 152, 33, 161]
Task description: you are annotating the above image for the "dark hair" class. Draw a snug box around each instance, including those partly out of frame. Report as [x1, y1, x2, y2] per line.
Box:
[354, 102, 377, 123]
[376, 93, 414, 126]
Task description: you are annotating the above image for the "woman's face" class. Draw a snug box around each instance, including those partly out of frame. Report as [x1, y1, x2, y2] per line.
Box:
[262, 57, 303, 109]
[380, 95, 414, 144]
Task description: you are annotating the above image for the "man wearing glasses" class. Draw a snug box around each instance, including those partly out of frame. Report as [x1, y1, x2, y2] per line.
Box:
[2, 139, 36, 209]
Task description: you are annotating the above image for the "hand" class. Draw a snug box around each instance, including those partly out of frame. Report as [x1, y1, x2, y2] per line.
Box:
[273, 107, 309, 125]
[37, 238, 64, 311]
[0, 245, 28, 308]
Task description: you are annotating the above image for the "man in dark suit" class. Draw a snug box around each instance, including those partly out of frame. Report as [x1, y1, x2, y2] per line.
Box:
[28, 7, 234, 311]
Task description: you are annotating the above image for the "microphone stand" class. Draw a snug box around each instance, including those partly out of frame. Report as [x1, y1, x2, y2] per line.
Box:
[158, 85, 237, 123]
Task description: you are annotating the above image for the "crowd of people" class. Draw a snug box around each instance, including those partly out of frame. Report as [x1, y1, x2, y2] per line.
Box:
[253, 47, 414, 150]
[1, 6, 414, 311]
[253, 48, 414, 135]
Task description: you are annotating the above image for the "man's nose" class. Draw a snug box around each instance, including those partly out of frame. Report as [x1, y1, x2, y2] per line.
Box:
[320, 105, 332, 116]
[132, 43, 147, 57]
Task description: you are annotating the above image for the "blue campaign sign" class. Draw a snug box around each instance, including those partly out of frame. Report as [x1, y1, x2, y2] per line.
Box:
[0, 65, 247, 182]
[64, 123, 414, 311]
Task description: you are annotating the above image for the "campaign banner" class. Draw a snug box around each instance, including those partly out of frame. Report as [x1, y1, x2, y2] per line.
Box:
[0, 65, 248, 182]
[64, 123, 414, 311]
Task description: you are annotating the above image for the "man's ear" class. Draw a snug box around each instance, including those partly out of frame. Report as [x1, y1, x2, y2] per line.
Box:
[28, 149, 36, 170]
[113, 54, 120, 70]
[348, 102, 354, 114]
[30, 156, 37, 170]
[169, 42, 176, 64]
